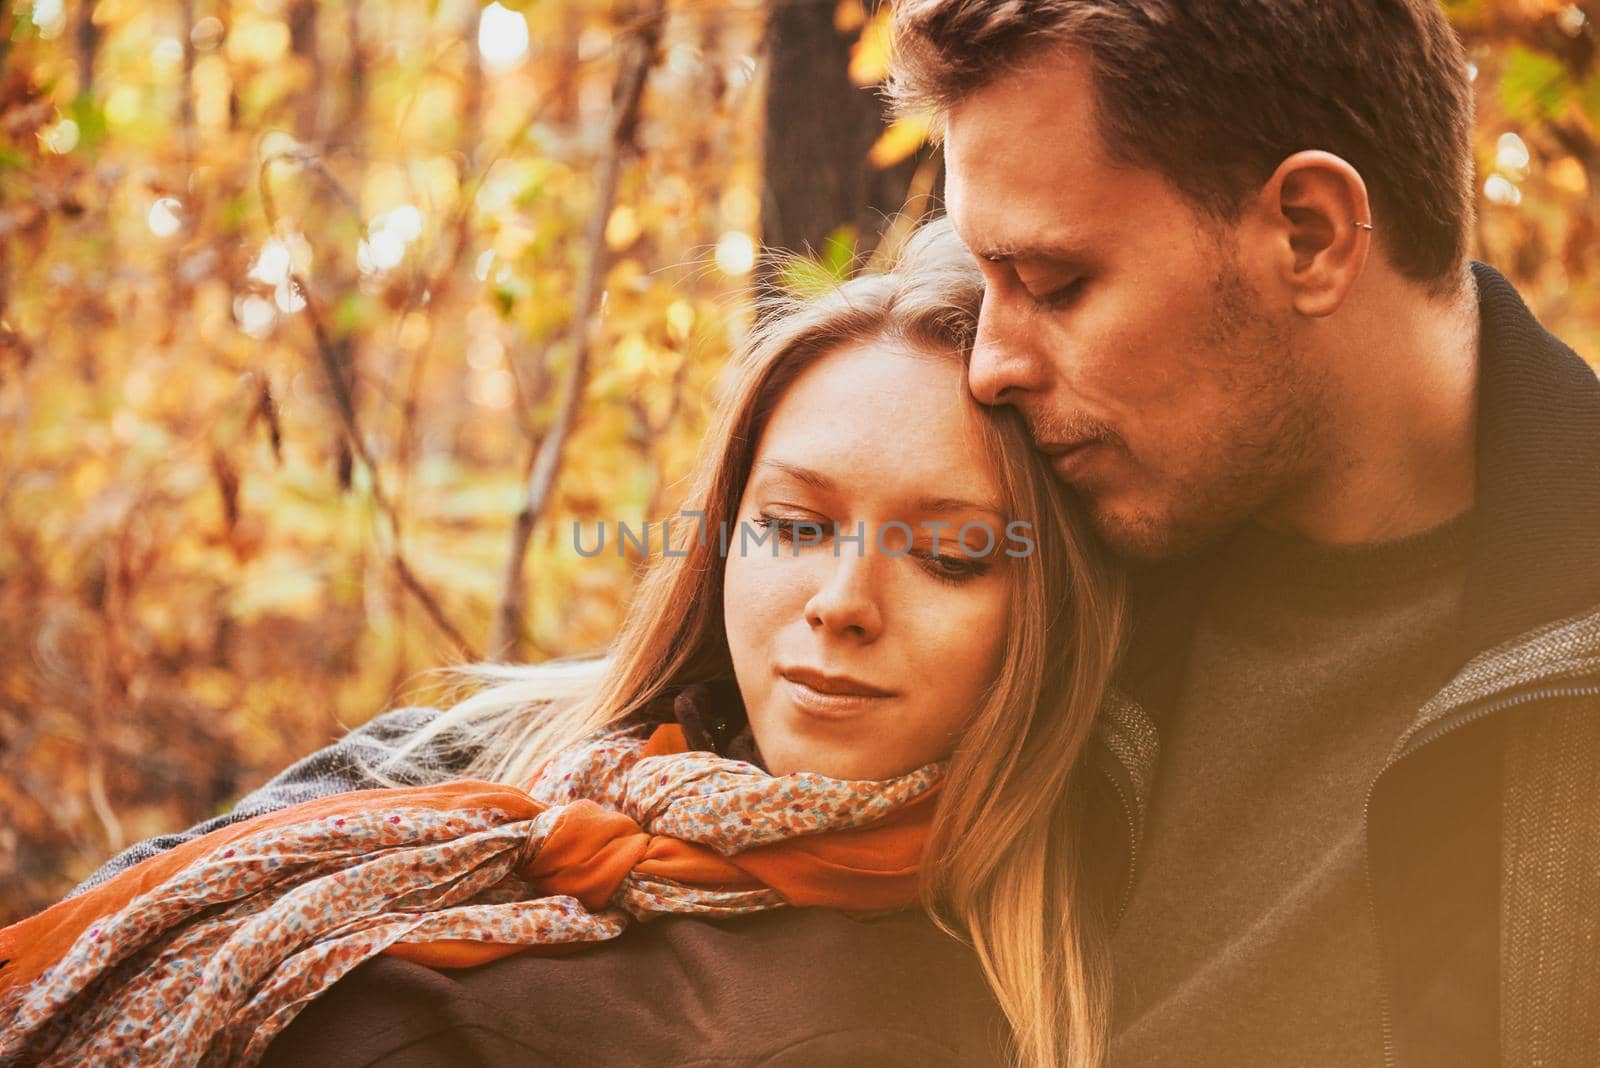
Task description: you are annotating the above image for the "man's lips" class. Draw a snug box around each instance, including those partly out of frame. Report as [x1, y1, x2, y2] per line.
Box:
[1038, 439, 1107, 482]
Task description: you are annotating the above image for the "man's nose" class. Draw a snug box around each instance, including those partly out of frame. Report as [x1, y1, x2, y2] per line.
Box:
[967, 292, 1048, 407]
[803, 548, 884, 643]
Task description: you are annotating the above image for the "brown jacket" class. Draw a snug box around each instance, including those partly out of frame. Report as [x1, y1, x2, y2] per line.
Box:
[261, 907, 1006, 1067]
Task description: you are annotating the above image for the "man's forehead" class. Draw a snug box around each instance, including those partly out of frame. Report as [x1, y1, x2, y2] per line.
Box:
[944, 170, 1093, 266]
[942, 81, 1109, 261]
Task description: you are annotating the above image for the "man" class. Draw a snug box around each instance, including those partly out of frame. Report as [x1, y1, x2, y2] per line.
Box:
[891, 0, 1600, 1064]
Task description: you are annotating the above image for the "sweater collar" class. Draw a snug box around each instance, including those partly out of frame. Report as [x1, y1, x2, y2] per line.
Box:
[1459, 261, 1600, 657]
[660, 678, 766, 769]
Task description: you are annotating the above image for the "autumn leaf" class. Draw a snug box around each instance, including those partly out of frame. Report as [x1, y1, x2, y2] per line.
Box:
[868, 115, 930, 169]
[848, 8, 894, 87]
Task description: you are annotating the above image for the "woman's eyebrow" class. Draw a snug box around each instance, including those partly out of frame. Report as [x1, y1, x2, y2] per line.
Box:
[916, 495, 1005, 519]
[753, 458, 837, 493]
[755, 460, 1003, 518]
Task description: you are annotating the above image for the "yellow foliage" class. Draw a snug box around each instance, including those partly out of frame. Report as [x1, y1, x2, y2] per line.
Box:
[0, 0, 758, 921]
[834, 0, 867, 34]
[606, 206, 643, 250]
[868, 115, 931, 169]
[848, 9, 894, 87]
[2, 0, 1596, 931]
[226, 16, 291, 65]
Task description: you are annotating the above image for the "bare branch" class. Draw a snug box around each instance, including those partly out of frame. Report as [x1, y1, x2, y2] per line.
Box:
[488, 2, 666, 661]
[639, 351, 694, 524]
[257, 153, 480, 661]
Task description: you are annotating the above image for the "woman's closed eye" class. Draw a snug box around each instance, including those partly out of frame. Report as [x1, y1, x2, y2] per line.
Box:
[912, 549, 990, 585]
[751, 513, 992, 585]
[750, 513, 828, 544]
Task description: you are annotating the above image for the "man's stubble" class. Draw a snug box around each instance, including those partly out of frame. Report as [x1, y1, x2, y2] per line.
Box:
[1087, 255, 1334, 564]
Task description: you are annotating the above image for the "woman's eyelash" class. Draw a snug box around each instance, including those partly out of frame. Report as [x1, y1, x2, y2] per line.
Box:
[751, 515, 991, 584]
[750, 515, 823, 542]
[915, 551, 990, 584]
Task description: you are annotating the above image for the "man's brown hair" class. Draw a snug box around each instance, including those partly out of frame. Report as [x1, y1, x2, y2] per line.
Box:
[888, 0, 1477, 290]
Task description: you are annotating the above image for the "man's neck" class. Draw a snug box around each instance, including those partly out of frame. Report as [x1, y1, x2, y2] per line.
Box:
[1268, 268, 1480, 546]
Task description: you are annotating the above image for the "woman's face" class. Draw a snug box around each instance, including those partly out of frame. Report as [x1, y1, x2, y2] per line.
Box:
[722, 336, 1014, 780]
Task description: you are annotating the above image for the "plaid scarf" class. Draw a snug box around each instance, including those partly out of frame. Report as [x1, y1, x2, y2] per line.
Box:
[0, 721, 942, 1066]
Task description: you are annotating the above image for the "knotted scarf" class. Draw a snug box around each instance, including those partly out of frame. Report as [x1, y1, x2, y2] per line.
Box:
[0, 721, 942, 1066]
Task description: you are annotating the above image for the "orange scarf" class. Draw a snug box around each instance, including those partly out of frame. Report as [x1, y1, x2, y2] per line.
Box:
[0, 723, 940, 1066]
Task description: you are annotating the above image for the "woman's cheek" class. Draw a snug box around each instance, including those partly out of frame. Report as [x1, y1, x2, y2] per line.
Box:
[735, 551, 811, 614]
[910, 579, 1010, 704]
[723, 553, 804, 667]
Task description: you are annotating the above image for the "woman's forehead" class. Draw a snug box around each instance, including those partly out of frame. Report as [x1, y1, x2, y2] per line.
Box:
[750, 339, 1004, 513]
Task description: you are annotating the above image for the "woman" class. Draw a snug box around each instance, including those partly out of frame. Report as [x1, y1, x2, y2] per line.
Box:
[0, 219, 1123, 1068]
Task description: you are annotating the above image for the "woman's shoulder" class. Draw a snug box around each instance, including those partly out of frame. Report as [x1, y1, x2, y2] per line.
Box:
[346, 704, 444, 742]
[68, 705, 463, 897]
[294, 705, 466, 784]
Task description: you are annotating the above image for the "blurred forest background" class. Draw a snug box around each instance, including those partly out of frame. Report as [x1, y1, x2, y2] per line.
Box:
[1, 0, 1597, 921]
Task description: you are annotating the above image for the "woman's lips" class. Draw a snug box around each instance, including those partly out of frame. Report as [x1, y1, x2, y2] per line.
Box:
[777, 674, 896, 716]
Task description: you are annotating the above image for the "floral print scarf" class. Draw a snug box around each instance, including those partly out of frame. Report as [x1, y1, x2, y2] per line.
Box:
[0, 721, 942, 1066]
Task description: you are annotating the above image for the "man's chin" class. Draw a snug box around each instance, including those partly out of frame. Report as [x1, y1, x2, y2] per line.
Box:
[1086, 497, 1224, 564]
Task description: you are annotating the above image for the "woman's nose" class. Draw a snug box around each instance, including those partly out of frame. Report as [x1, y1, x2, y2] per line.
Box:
[803, 550, 884, 641]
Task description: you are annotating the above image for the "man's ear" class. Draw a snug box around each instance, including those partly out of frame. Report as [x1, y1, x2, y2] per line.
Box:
[1255, 150, 1374, 318]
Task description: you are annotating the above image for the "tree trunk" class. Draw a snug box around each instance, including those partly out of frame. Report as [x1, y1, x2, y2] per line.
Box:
[287, 0, 323, 142]
[76, 0, 100, 98]
[759, 0, 922, 287]
[344, 0, 366, 152]
[460, 3, 484, 168]
[179, 0, 196, 164]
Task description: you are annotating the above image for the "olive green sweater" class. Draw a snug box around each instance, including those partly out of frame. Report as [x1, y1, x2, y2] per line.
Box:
[1109, 515, 1474, 1065]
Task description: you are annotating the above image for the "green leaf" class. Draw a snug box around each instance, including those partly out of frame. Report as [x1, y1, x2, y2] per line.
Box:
[493, 274, 531, 317]
[221, 195, 250, 233]
[334, 293, 374, 335]
[67, 96, 108, 154]
[819, 226, 859, 279]
[1578, 71, 1600, 130]
[1499, 46, 1572, 123]
[776, 226, 859, 299]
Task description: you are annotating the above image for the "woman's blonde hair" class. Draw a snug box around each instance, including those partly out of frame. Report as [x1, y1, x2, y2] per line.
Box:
[377, 218, 1124, 1068]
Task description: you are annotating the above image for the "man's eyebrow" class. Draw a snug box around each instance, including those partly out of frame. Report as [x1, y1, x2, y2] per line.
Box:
[754, 460, 1004, 517]
[976, 241, 1085, 265]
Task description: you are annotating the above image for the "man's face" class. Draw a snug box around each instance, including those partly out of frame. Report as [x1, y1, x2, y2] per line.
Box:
[944, 53, 1329, 561]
